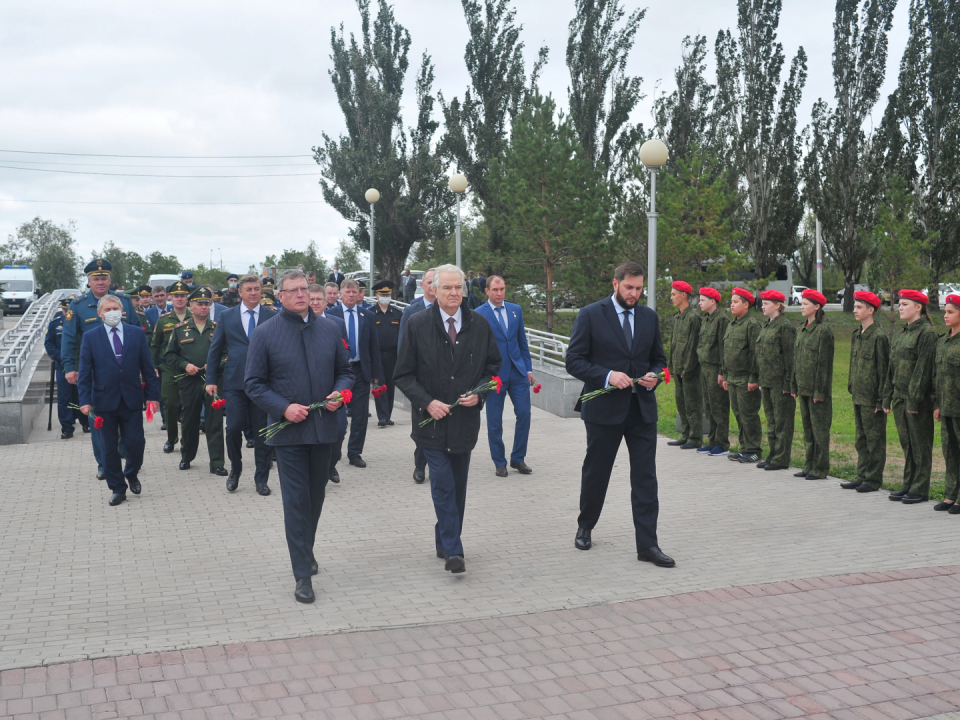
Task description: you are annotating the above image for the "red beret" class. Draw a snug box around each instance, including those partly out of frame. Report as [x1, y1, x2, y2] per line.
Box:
[731, 287, 755, 304]
[802, 288, 827, 307]
[699, 287, 721, 303]
[899, 289, 928, 305]
[854, 290, 881, 309]
[672, 281, 693, 294]
[760, 290, 786, 303]
[946, 294, 960, 308]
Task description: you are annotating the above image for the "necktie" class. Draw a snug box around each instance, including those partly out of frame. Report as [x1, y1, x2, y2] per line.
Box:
[347, 308, 357, 358]
[622, 308, 633, 348]
[447, 317, 457, 345]
[495, 305, 507, 334]
[246, 309, 256, 339]
[112, 328, 123, 363]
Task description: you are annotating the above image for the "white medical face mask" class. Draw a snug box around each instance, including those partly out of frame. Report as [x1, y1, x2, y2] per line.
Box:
[378, 296, 390, 306]
[103, 310, 123, 327]
[229, 282, 238, 289]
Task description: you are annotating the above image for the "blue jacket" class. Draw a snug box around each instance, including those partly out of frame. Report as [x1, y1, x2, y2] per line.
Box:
[61, 290, 140, 375]
[206, 303, 278, 393]
[565, 297, 667, 426]
[143, 303, 171, 331]
[326, 304, 383, 383]
[474, 301, 533, 381]
[244, 307, 354, 446]
[398, 296, 432, 351]
[78, 324, 161, 412]
[44, 313, 65, 365]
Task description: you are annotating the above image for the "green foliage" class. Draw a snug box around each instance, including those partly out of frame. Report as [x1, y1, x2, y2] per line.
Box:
[333, 239, 363, 274]
[91, 242, 182, 290]
[654, 35, 717, 165]
[182, 264, 229, 290]
[1, 217, 82, 291]
[413, 220, 491, 272]
[262, 241, 329, 278]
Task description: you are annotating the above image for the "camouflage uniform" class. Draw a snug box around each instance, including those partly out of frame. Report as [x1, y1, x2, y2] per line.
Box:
[722, 311, 762, 455]
[848, 322, 889, 489]
[670, 306, 703, 445]
[152, 307, 192, 446]
[697, 310, 730, 450]
[933, 330, 960, 501]
[883, 319, 938, 498]
[792, 320, 835, 478]
[755, 312, 796, 467]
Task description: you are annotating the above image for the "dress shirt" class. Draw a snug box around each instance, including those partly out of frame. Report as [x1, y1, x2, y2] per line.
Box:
[241, 302, 261, 324]
[605, 293, 645, 391]
[343, 304, 361, 360]
[103, 322, 124, 346]
[488, 300, 508, 330]
[439, 306, 462, 335]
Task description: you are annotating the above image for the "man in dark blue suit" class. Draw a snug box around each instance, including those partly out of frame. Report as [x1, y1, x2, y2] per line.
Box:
[326, 278, 382, 470]
[309, 285, 350, 484]
[398, 268, 435, 483]
[206, 274, 278, 495]
[78, 295, 161, 506]
[565, 262, 675, 568]
[474, 276, 536, 476]
[143, 285, 171, 332]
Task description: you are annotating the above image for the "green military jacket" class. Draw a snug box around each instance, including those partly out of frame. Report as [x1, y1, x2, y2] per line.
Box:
[697, 310, 728, 367]
[754, 312, 796, 389]
[164, 316, 216, 379]
[933, 330, 960, 417]
[883, 319, 938, 412]
[135, 308, 152, 340]
[791, 320, 834, 398]
[669, 306, 701, 377]
[721, 312, 760, 384]
[848, 322, 889, 409]
[151, 309, 192, 371]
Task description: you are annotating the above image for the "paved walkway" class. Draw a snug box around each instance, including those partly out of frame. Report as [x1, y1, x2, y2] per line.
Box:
[3, 404, 960, 718]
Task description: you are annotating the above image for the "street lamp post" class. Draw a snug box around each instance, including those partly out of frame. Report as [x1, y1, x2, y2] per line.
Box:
[365, 188, 380, 288]
[448, 173, 468, 269]
[638, 139, 669, 311]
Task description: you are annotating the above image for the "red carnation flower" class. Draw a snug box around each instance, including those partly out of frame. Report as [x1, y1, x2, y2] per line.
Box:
[146, 404, 154, 422]
[340, 388, 353, 404]
[342, 339, 349, 350]
[532, 384, 542, 394]
[662, 368, 671, 384]
[94, 416, 104, 429]
[493, 376, 503, 394]
[141, 381, 146, 389]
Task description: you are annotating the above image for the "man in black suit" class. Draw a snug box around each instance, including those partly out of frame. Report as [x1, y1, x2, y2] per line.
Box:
[565, 262, 675, 568]
[327, 265, 345, 287]
[206, 274, 278, 495]
[398, 268, 436, 483]
[327, 278, 382, 470]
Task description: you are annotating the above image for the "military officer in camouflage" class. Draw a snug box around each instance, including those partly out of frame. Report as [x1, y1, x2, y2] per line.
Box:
[696, 286, 730, 456]
[164, 287, 226, 475]
[721, 287, 763, 464]
[842, 291, 889, 493]
[666, 281, 703, 450]
[791, 289, 834, 480]
[152, 281, 192, 453]
[934, 294, 960, 514]
[755, 290, 796, 472]
[884, 289, 938, 504]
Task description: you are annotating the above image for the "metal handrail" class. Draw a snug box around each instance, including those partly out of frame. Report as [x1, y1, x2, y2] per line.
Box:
[0, 292, 65, 398]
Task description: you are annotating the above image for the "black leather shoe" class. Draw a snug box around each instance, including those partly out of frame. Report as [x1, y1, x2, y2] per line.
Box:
[949, 504, 960, 514]
[211, 467, 228, 477]
[256, 484, 271, 496]
[841, 481, 862, 489]
[108, 492, 126, 506]
[756, 460, 769, 468]
[127, 477, 141, 495]
[667, 439, 685, 446]
[96, 470, 106, 481]
[61, 431, 74, 440]
[680, 442, 700, 450]
[413, 468, 425, 484]
[386, 420, 395, 426]
[638, 546, 676, 567]
[226, 473, 239, 492]
[793, 471, 807, 477]
[575, 527, 591, 550]
[806, 474, 826, 480]
[295, 578, 315, 603]
[348, 456, 366, 468]
[329, 470, 340, 484]
[510, 461, 533, 474]
[445, 555, 466, 573]
[160, 423, 167, 431]
[179, 460, 190, 470]
[934, 501, 954, 511]
[163, 441, 175, 453]
[856, 484, 879, 493]
[246, 440, 255, 448]
[378, 420, 387, 427]
[310, 561, 319, 576]
[495, 466, 508, 478]
[889, 489, 908, 500]
[901, 493, 928, 504]
[81, 425, 91, 433]
[764, 463, 787, 471]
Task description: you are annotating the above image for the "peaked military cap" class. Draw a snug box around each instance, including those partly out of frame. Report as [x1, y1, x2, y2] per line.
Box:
[214, 288, 224, 298]
[137, 284, 153, 297]
[84, 258, 112, 276]
[372, 279, 394, 295]
[188, 287, 213, 302]
[167, 280, 190, 295]
[261, 276, 275, 288]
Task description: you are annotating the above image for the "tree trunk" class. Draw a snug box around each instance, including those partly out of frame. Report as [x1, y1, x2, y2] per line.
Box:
[544, 241, 554, 334]
[842, 276, 855, 313]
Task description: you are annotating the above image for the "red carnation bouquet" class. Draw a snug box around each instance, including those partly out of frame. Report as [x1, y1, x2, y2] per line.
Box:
[532, 383, 542, 394]
[261, 388, 353, 440]
[419, 376, 502, 427]
[211, 395, 226, 410]
[578, 369, 670, 403]
[371, 383, 388, 399]
[70, 404, 104, 429]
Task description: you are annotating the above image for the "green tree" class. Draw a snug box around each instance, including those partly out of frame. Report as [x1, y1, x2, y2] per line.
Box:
[263, 241, 329, 278]
[487, 93, 612, 331]
[792, 213, 818, 288]
[1, 217, 82, 291]
[314, 0, 452, 284]
[714, 0, 808, 278]
[804, 0, 897, 311]
[140, 252, 182, 286]
[654, 35, 717, 165]
[334, 239, 363, 274]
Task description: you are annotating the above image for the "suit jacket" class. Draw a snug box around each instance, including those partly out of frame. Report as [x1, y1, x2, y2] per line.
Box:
[402, 275, 417, 302]
[206, 303, 278, 393]
[78, 324, 161, 412]
[474, 301, 533, 381]
[244, 307, 354, 446]
[327, 271, 345, 286]
[565, 297, 667, 426]
[326, 304, 383, 383]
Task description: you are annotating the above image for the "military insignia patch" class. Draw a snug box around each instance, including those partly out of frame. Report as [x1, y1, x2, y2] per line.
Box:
[65, 310, 73, 321]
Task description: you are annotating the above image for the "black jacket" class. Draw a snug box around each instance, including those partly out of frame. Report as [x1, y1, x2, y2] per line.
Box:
[394, 300, 501, 453]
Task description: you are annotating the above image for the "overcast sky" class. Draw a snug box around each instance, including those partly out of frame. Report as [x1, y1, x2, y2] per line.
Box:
[0, 0, 909, 274]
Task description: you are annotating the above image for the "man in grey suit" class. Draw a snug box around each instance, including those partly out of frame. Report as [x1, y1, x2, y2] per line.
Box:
[402, 269, 417, 303]
[398, 268, 436, 483]
[245, 270, 354, 603]
[206, 274, 278, 495]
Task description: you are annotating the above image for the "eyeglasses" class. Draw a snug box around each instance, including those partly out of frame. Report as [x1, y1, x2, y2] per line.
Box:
[281, 286, 309, 296]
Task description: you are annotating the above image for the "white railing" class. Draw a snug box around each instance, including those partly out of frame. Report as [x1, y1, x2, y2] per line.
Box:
[390, 298, 571, 368]
[0, 292, 66, 398]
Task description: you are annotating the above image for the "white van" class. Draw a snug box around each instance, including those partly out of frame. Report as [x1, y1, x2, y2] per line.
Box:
[0, 266, 37, 314]
[147, 274, 181, 291]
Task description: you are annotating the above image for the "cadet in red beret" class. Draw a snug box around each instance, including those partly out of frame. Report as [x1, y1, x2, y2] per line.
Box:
[792, 288, 834, 479]
[755, 289, 795, 471]
[884, 289, 938, 503]
[696, 287, 730, 456]
[934, 295, 960, 513]
[843, 291, 889, 492]
[668, 282, 704, 449]
[759, 289, 786, 303]
[721, 288, 763, 463]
